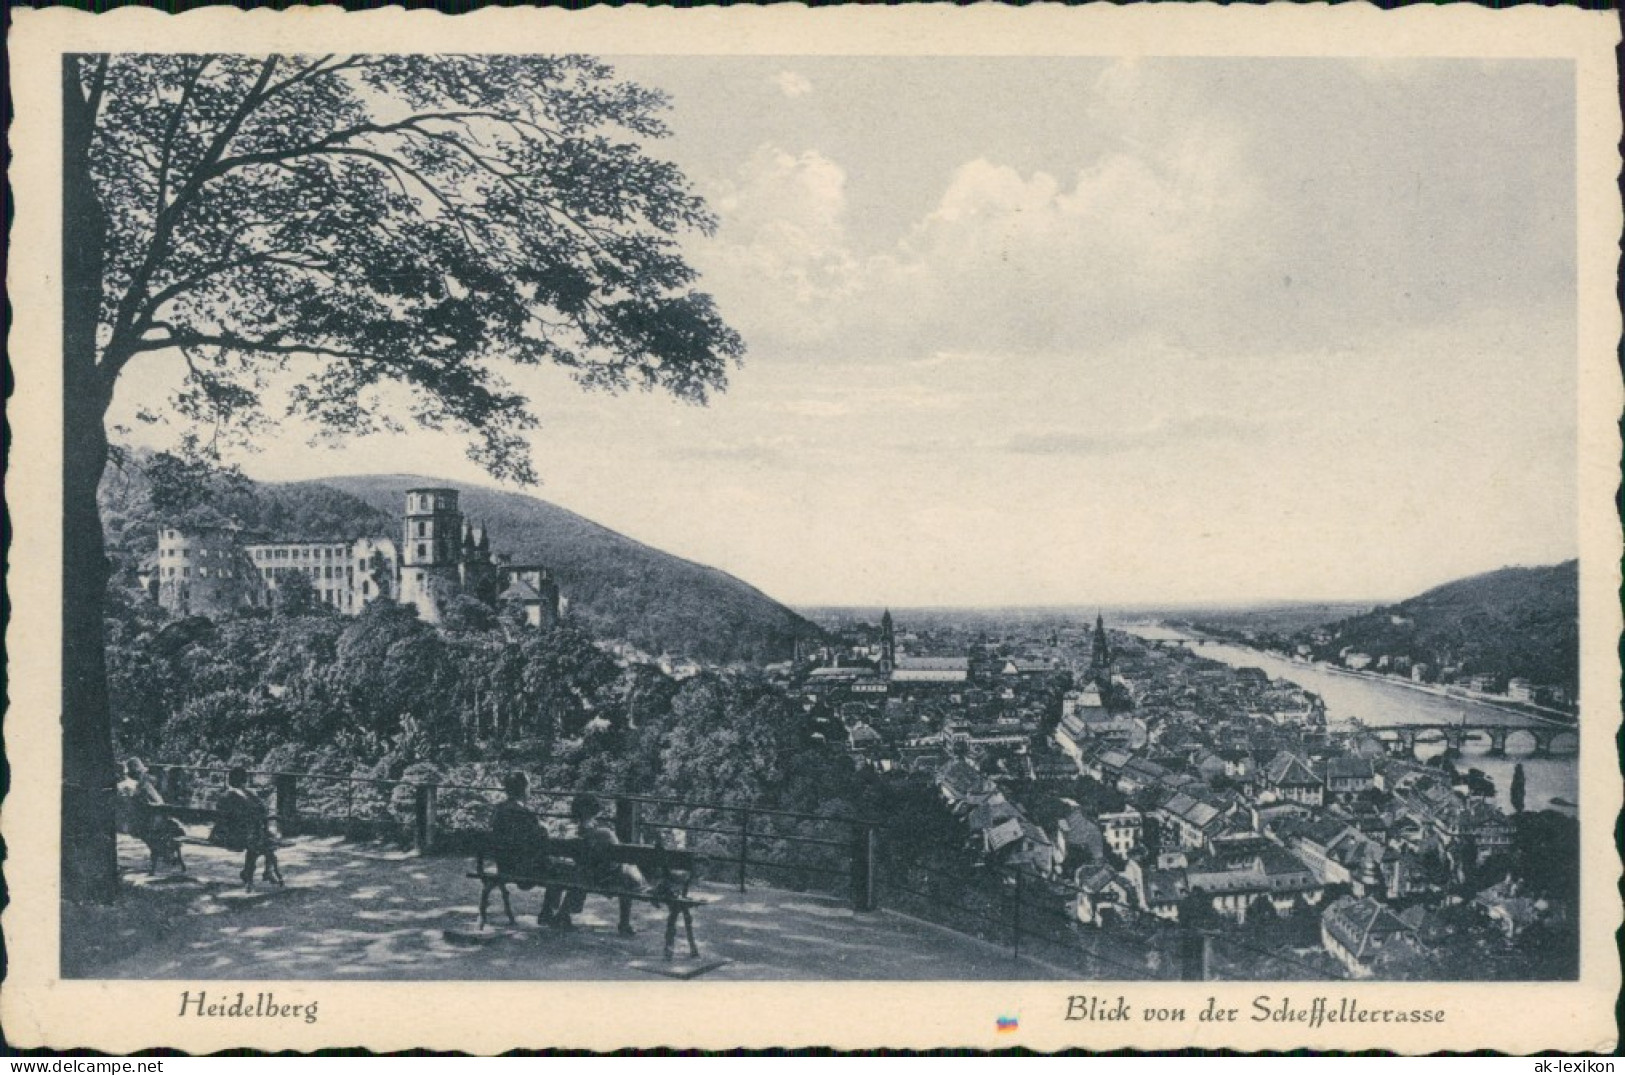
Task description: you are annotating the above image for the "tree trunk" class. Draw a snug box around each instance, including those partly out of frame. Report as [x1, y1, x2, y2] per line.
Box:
[61, 56, 120, 903]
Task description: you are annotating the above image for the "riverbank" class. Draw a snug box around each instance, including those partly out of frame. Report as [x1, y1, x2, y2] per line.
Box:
[1310, 663, 1577, 728]
[1161, 628, 1576, 729]
[1126, 624, 1579, 815]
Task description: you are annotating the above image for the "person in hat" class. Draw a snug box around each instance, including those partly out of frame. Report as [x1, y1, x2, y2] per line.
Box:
[488, 772, 552, 889]
[118, 757, 185, 875]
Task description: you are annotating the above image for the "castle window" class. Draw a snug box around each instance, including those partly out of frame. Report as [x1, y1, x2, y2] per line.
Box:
[417, 543, 427, 559]
[417, 521, 426, 537]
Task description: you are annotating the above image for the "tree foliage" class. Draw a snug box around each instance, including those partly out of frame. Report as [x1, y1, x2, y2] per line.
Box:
[76, 53, 744, 480]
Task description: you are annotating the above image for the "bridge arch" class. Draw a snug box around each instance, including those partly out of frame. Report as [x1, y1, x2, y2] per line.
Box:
[1547, 730, 1579, 756]
[1502, 727, 1541, 756]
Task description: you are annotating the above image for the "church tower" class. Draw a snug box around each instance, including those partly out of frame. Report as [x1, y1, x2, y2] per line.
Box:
[1090, 611, 1113, 686]
[399, 488, 464, 623]
[879, 609, 896, 673]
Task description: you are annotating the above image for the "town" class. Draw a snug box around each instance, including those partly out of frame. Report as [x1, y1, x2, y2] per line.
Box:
[788, 610, 1573, 980]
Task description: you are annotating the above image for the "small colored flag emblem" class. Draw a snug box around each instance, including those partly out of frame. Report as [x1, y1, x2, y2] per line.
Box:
[996, 1015, 1019, 1033]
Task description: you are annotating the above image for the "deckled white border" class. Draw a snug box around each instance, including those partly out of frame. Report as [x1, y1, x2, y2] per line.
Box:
[5, 4, 1620, 1053]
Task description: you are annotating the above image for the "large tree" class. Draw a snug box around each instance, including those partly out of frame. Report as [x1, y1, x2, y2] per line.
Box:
[63, 54, 744, 900]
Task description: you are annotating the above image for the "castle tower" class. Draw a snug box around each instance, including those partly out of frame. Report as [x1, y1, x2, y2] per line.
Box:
[399, 487, 464, 623]
[879, 609, 896, 674]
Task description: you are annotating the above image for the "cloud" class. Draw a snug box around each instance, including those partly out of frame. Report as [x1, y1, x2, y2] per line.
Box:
[694, 132, 1253, 361]
[1001, 415, 1263, 457]
[773, 70, 813, 98]
[696, 145, 862, 347]
[672, 439, 790, 466]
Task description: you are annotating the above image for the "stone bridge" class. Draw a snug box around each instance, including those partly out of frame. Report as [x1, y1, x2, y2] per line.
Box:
[1365, 722, 1579, 758]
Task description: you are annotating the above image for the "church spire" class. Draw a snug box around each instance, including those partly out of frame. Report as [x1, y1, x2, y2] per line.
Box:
[1090, 611, 1112, 684]
[879, 609, 896, 674]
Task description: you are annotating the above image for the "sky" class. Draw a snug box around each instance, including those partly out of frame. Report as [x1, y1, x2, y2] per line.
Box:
[108, 56, 1579, 608]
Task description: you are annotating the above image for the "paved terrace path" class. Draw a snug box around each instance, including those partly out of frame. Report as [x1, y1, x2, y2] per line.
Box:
[97, 832, 1066, 981]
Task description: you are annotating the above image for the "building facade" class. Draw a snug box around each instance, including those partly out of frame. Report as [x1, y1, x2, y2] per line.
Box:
[149, 488, 560, 627]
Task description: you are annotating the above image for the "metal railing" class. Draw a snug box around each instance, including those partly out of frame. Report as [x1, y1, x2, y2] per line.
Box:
[877, 855, 1183, 979]
[150, 762, 879, 911]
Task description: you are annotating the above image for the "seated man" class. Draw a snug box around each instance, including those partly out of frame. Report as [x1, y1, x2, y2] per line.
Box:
[488, 772, 551, 886]
[212, 767, 283, 891]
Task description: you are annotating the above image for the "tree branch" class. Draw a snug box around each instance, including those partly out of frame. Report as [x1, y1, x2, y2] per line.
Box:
[132, 329, 365, 362]
[155, 57, 211, 220]
[101, 57, 280, 381]
[81, 55, 110, 124]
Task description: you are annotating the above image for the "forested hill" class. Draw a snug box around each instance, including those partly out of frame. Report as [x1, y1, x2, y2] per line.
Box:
[305, 474, 821, 664]
[100, 456, 821, 664]
[1290, 561, 1579, 694]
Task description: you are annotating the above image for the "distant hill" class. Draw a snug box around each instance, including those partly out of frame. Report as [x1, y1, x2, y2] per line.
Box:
[300, 474, 821, 664]
[1288, 562, 1579, 696]
[99, 452, 395, 560]
[100, 455, 821, 663]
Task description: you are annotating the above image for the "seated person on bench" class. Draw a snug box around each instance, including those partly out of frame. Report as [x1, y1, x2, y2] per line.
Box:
[117, 757, 185, 875]
[542, 793, 647, 936]
[212, 767, 284, 891]
[487, 772, 560, 916]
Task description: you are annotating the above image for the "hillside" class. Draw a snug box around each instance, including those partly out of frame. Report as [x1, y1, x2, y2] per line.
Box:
[99, 452, 395, 561]
[300, 474, 821, 664]
[100, 455, 821, 663]
[1288, 562, 1579, 697]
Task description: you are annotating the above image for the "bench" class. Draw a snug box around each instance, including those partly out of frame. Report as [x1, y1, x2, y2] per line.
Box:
[468, 838, 709, 961]
[150, 804, 287, 885]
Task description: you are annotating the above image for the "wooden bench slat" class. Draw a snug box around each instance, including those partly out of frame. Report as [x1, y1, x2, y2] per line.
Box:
[469, 837, 709, 959]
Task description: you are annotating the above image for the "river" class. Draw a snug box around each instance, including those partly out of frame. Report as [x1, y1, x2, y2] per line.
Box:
[1125, 626, 1578, 815]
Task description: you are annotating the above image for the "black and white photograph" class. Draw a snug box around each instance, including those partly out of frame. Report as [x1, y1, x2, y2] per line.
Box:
[7, 4, 1621, 1055]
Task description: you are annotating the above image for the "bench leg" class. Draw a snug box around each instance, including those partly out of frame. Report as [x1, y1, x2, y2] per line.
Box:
[664, 905, 681, 961]
[683, 908, 699, 959]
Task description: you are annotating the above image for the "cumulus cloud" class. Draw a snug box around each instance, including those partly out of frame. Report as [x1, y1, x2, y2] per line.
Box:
[694, 145, 863, 347]
[773, 70, 813, 98]
[694, 132, 1252, 362]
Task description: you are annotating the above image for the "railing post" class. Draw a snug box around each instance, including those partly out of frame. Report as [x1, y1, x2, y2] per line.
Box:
[1179, 928, 1209, 981]
[849, 823, 876, 912]
[614, 796, 640, 845]
[413, 783, 438, 853]
[1012, 870, 1023, 961]
[274, 773, 299, 836]
[737, 807, 751, 892]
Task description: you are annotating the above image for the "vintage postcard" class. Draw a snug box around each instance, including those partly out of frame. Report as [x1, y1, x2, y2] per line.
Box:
[5, 3, 1621, 1055]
